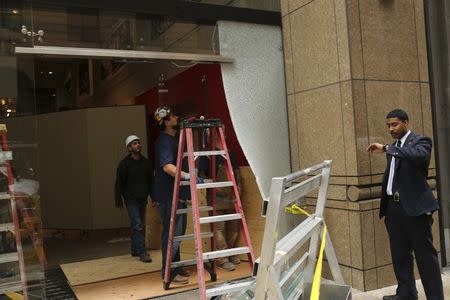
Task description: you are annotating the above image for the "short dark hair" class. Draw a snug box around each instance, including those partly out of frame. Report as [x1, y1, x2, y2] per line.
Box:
[386, 109, 409, 121]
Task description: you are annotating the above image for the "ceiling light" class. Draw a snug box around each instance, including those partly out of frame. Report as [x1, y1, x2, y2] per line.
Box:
[48, 71, 53, 75]
[11, 9, 19, 15]
[6, 109, 12, 113]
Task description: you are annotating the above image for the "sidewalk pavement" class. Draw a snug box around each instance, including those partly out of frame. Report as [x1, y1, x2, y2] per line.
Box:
[353, 269, 450, 300]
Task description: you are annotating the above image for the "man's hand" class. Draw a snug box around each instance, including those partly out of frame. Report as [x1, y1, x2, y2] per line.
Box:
[366, 143, 384, 154]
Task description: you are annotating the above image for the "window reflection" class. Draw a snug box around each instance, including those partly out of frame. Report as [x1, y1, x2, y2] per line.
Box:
[29, 8, 217, 53]
[183, 0, 281, 11]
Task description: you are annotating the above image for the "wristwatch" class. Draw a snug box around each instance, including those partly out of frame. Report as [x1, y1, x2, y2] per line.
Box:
[383, 144, 389, 152]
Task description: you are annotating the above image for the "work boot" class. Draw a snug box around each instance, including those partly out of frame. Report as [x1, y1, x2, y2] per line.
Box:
[172, 274, 189, 285]
[139, 253, 152, 263]
[217, 261, 235, 271]
[229, 255, 241, 265]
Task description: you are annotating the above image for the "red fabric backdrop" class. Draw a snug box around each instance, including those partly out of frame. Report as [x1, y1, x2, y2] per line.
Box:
[135, 64, 248, 166]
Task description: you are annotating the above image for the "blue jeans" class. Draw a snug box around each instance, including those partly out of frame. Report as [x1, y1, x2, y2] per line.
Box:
[125, 197, 147, 256]
[159, 200, 187, 277]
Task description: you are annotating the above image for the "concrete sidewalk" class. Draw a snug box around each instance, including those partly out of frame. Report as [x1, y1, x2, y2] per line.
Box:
[353, 270, 450, 300]
[157, 270, 450, 299]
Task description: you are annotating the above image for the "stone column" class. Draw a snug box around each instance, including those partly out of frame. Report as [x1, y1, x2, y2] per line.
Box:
[281, 0, 439, 291]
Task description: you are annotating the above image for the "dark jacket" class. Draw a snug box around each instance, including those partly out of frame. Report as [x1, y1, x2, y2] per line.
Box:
[114, 155, 153, 208]
[379, 131, 439, 218]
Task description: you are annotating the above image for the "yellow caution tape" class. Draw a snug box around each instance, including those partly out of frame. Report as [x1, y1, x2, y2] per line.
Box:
[285, 204, 311, 217]
[5, 291, 24, 300]
[285, 204, 327, 300]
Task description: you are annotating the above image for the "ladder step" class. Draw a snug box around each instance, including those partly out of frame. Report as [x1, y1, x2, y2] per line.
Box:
[203, 247, 250, 260]
[199, 214, 241, 224]
[174, 232, 214, 242]
[0, 252, 19, 263]
[0, 193, 10, 200]
[206, 281, 254, 297]
[177, 206, 213, 215]
[180, 181, 234, 188]
[170, 258, 198, 269]
[197, 181, 233, 189]
[0, 223, 15, 233]
[183, 150, 226, 157]
[170, 247, 250, 269]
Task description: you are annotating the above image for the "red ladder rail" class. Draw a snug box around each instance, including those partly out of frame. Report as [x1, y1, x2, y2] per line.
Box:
[162, 119, 255, 300]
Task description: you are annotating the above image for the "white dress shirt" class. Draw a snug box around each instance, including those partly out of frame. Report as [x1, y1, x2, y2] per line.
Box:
[386, 130, 411, 195]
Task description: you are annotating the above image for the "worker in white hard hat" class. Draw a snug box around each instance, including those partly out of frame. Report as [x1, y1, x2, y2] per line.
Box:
[114, 134, 153, 263]
[152, 106, 192, 285]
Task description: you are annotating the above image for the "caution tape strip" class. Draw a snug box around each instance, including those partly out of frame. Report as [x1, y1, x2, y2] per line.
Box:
[285, 204, 327, 300]
[5, 291, 24, 300]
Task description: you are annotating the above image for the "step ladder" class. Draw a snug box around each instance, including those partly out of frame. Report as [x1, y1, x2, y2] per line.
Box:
[163, 118, 255, 299]
[254, 160, 345, 300]
[0, 124, 47, 299]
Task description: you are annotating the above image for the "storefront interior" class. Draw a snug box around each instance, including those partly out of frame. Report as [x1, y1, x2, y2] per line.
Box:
[0, 53, 264, 299]
[0, 1, 286, 297]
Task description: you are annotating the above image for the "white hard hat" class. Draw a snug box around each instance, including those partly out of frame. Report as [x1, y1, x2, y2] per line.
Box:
[125, 135, 140, 148]
[154, 106, 171, 125]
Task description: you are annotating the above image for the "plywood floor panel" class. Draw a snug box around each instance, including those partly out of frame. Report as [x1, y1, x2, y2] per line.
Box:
[61, 251, 195, 286]
[72, 262, 252, 300]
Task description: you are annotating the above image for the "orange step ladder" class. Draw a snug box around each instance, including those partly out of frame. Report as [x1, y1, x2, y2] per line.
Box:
[163, 118, 255, 299]
[0, 124, 47, 299]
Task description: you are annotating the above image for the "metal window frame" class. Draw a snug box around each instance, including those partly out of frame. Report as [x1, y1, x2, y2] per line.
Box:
[14, 46, 234, 63]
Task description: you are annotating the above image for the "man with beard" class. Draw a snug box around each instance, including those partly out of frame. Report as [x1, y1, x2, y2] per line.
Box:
[367, 109, 443, 300]
[115, 135, 153, 263]
[152, 106, 191, 285]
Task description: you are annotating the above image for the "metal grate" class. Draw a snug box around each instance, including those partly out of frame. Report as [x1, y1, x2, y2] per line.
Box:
[42, 267, 77, 300]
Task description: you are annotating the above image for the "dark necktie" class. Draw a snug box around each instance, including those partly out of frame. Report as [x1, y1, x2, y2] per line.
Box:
[392, 139, 401, 191]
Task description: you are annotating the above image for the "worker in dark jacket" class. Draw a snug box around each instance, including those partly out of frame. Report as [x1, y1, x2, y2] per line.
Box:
[115, 134, 153, 263]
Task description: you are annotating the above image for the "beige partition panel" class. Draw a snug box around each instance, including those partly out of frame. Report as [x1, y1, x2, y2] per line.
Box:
[85, 106, 147, 229]
[38, 110, 92, 228]
[5, 105, 149, 229]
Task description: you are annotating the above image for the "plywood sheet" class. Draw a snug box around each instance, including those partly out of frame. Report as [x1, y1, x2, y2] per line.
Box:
[179, 167, 267, 258]
[72, 262, 252, 300]
[61, 251, 196, 286]
[146, 205, 162, 249]
[238, 167, 266, 258]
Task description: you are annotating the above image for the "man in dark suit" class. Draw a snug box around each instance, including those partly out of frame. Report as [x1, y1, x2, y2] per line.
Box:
[367, 109, 443, 300]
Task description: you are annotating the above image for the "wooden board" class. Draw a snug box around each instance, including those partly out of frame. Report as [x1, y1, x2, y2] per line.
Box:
[61, 251, 194, 286]
[72, 262, 252, 300]
[179, 167, 267, 258]
[238, 167, 266, 258]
